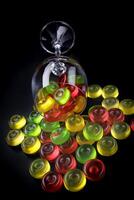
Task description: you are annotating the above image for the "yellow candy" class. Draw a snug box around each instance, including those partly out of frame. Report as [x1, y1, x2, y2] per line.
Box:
[21, 136, 41, 154]
[29, 158, 50, 179]
[119, 99, 134, 115]
[6, 130, 24, 146]
[9, 115, 26, 130]
[102, 85, 119, 98]
[86, 84, 102, 98]
[64, 169, 86, 192]
[102, 97, 119, 110]
[36, 96, 55, 113]
[76, 132, 94, 145]
[65, 114, 85, 132]
[73, 96, 87, 113]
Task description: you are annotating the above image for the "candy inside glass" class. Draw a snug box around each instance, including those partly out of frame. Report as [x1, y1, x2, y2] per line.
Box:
[32, 21, 88, 122]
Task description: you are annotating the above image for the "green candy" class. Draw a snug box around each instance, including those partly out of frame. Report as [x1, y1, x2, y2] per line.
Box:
[76, 75, 85, 84]
[40, 119, 60, 132]
[45, 82, 59, 94]
[23, 123, 41, 137]
[29, 111, 43, 124]
[76, 144, 97, 164]
[50, 127, 70, 145]
[83, 122, 103, 142]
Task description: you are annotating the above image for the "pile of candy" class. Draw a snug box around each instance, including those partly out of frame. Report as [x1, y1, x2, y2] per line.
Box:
[6, 84, 134, 192]
[35, 76, 87, 122]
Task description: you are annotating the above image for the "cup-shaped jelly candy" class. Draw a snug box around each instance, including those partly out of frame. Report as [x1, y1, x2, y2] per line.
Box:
[29, 158, 50, 179]
[102, 85, 119, 98]
[119, 99, 134, 115]
[83, 159, 106, 181]
[36, 95, 55, 113]
[54, 87, 71, 105]
[130, 119, 134, 131]
[108, 108, 125, 124]
[40, 119, 60, 132]
[9, 114, 26, 129]
[76, 131, 94, 145]
[55, 154, 77, 174]
[83, 122, 103, 143]
[99, 121, 111, 136]
[65, 114, 85, 132]
[76, 144, 97, 164]
[97, 136, 118, 156]
[42, 171, 63, 192]
[39, 131, 51, 144]
[21, 136, 41, 154]
[73, 95, 87, 113]
[64, 169, 86, 192]
[40, 142, 60, 162]
[50, 127, 70, 145]
[86, 84, 102, 98]
[6, 129, 24, 146]
[23, 123, 41, 137]
[111, 122, 131, 140]
[59, 137, 78, 154]
[102, 97, 119, 110]
[45, 82, 59, 94]
[28, 111, 43, 124]
[88, 106, 109, 123]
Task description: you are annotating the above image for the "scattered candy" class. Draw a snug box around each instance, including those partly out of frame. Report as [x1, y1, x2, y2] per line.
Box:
[89, 106, 109, 123]
[97, 136, 118, 156]
[28, 111, 43, 124]
[83, 159, 106, 181]
[102, 97, 119, 110]
[83, 122, 103, 143]
[87, 84, 102, 98]
[119, 99, 134, 115]
[64, 169, 86, 192]
[102, 85, 119, 98]
[59, 137, 78, 154]
[21, 136, 41, 154]
[130, 119, 134, 131]
[76, 144, 97, 164]
[108, 108, 125, 124]
[65, 114, 85, 132]
[29, 158, 50, 179]
[111, 122, 131, 140]
[55, 154, 77, 174]
[6, 83, 134, 192]
[6, 129, 24, 146]
[9, 114, 26, 129]
[42, 171, 63, 192]
[50, 127, 70, 145]
[23, 123, 41, 137]
[40, 142, 60, 162]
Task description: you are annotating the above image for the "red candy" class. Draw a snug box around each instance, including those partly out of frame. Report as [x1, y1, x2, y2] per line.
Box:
[39, 131, 51, 144]
[60, 98, 75, 113]
[66, 84, 79, 98]
[130, 119, 134, 131]
[89, 106, 109, 123]
[59, 137, 78, 154]
[58, 74, 67, 87]
[55, 154, 77, 174]
[42, 171, 63, 192]
[108, 108, 125, 125]
[100, 121, 111, 136]
[40, 142, 60, 162]
[83, 159, 106, 181]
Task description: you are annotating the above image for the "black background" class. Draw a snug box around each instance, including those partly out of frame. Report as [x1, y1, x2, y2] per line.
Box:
[0, 2, 134, 198]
